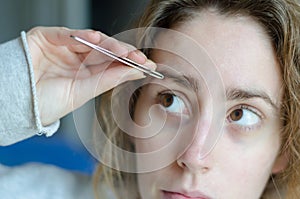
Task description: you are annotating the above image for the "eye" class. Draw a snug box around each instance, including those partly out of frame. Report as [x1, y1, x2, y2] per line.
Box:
[228, 105, 261, 128]
[158, 93, 188, 115]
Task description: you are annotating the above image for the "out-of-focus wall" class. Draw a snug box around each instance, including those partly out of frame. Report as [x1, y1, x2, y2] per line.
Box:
[0, 0, 90, 43]
[91, 0, 149, 35]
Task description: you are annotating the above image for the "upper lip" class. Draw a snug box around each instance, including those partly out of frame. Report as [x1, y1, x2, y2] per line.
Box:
[162, 190, 212, 199]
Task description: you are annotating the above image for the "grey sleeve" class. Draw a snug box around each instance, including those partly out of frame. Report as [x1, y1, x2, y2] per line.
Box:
[0, 163, 94, 199]
[0, 31, 60, 146]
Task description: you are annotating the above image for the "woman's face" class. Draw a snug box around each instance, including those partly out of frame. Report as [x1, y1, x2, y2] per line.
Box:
[133, 12, 284, 199]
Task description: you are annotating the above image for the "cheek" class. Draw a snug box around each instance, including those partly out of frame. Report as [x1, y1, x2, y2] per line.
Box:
[137, 173, 154, 198]
[137, 171, 166, 199]
[134, 103, 186, 153]
[230, 153, 274, 180]
[219, 141, 279, 197]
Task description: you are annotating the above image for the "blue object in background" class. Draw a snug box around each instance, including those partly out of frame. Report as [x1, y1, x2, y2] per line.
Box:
[0, 129, 97, 175]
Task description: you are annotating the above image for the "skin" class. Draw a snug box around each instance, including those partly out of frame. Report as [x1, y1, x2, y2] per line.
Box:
[133, 11, 285, 199]
[27, 27, 155, 126]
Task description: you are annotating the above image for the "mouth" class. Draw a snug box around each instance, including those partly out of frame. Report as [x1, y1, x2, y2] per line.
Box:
[162, 190, 211, 199]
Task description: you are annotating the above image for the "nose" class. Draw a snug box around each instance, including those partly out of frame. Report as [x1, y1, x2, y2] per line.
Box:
[176, 120, 217, 173]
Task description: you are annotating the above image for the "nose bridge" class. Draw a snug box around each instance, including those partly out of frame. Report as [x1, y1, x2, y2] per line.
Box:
[176, 82, 225, 172]
[177, 119, 215, 171]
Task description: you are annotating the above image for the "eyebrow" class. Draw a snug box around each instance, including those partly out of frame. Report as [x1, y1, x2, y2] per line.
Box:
[160, 70, 201, 92]
[226, 88, 279, 110]
[157, 70, 279, 111]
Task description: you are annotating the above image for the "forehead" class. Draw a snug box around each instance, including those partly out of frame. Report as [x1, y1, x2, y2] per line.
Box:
[150, 11, 282, 104]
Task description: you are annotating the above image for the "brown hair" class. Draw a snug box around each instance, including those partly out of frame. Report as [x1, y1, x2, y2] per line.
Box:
[94, 0, 300, 198]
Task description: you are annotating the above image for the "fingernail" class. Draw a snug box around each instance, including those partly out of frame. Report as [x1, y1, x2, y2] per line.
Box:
[119, 47, 129, 57]
[135, 50, 147, 60]
[144, 59, 157, 70]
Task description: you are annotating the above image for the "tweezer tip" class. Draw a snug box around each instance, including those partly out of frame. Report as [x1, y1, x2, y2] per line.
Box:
[150, 71, 164, 79]
[157, 74, 164, 79]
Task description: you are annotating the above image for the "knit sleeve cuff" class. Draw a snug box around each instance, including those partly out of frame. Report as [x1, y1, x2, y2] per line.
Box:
[21, 31, 60, 137]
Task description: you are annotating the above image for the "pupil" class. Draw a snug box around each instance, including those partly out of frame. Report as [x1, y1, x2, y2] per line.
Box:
[162, 94, 173, 107]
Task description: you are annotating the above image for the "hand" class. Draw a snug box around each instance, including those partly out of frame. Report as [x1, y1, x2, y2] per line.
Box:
[26, 26, 155, 126]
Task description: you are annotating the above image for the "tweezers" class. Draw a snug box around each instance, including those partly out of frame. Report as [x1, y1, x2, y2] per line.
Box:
[71, 35, 164, 79]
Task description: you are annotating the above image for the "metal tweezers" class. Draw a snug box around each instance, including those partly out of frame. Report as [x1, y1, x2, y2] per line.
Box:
[71, 35, 164, 79]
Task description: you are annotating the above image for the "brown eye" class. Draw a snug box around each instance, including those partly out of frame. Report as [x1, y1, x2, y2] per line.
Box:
[157, 92, 189, 116]
[229, 109, 243, 121]
[159, 93, 174, 107]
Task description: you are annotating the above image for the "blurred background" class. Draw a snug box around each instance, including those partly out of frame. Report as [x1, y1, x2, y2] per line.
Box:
[0, 0, 149, 175]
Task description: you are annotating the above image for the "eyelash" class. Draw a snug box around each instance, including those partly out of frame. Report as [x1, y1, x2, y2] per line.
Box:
[156, 90, 191, 116]
[227, 104, 263, 132]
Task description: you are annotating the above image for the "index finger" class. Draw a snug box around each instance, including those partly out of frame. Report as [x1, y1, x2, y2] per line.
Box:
[34, 26, 101, 46]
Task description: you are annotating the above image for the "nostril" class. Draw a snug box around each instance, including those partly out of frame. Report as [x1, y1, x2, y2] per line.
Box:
[177, 159, 187, 168]
[177, 158, 210, 173]
[201, 167, 209, 173]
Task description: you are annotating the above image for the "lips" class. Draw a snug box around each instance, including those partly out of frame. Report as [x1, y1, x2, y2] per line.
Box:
[162, 190, 211, 199]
